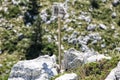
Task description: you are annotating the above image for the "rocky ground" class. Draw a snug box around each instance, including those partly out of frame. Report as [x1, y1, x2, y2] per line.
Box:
[0, 0, 120, 80]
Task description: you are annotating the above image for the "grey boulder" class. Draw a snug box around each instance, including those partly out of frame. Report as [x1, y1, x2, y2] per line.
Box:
[99, 24, 107, 30]
[105, 61, 120, 80]
[8, 55, 58, 80]
[112, 0, 120, 7]
[62, 48, 84, 70]
[55, 73, 78, 80]
[87, 24, 96, 31]
[111, 12, 117, 18]
[63, 48, 111, 70]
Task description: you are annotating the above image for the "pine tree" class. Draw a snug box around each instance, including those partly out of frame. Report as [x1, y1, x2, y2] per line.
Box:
[24, 0, 40, 25]
[24, 0, 43, 59]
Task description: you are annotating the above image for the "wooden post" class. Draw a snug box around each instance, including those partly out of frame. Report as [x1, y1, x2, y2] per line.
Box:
[58, 16, 61, 70]
[52, 3, 66, 71]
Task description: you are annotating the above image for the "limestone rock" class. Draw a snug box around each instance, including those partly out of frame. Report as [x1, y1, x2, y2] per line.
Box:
[105, 68, 117, 80]
[112, 12, 117, 18]
[66, 27, 74, 32]
[12, 0, 21, 5]
[86, 54, 111, 63]
[63, 48, 84, 70]
[115, 47, 120, 51]
[112, 0, 120, 7]
[8, 55, 58, 80]
[68, 31, 79, 44]
[18, 33, 24, 41]
[0, 64, 3, 68]
[78, 12, 91, 23]
[111, 24, 115, 30]
[77, 33, 101, 45]
[99, 24, 107, 30]
[62, 25, 67, 31]
[55, 73, 78, 80]
[87, 24, 96, 31]
[0, 50, 2, 54]
[85, 16, 91, 23]
[102, 0, 107, 3]
[105, 61, 120, 80]
[62, 34, 69, 41]
[46, 16, 56, 24]
[80, 44, 90, 52]
[63, 48, 111, 70]
[115, 61, 120, 79]
[101, 43, 106, 48]
[78, 36, 90, 45]
[8, 77, 25, 80]
[40, 10, 48, 22]
[88, 33, 102, 41]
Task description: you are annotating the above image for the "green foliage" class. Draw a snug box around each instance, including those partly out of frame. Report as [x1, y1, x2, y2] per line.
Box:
[73, 0, 90, 11]
[0, 54, 18, 80]
[117, 19, 120, 26]
[1, 5, 21, 19]
[91, 8, 112, 22]
[24, 0, 40, 25]
[49, 0, 58, 2]
[0, 74, 9, 80]
[46, 8, 52, 20]
[67, 56, 120, 80]
[90, 0, 101, 9]
[1, 30, 17, 54]
[25, 16, 43, 59]
[41, 42, 58, 56]
[8, 6, 21, 18]
[2, 41, 17, 53]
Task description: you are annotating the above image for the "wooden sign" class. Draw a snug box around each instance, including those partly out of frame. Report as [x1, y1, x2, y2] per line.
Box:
[52, 3, 66, 17]
[53, 4, 59, 16]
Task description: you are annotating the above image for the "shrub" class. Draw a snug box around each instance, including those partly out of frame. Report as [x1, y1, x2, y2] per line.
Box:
[90, 0, 100, 9]
[67, 56, 120, 80]
[4, 5, 21, 19]
[41, 42, 58, 56]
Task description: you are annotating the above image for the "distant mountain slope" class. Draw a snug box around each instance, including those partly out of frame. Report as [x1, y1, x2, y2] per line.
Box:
[0, 0, 120, 80]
